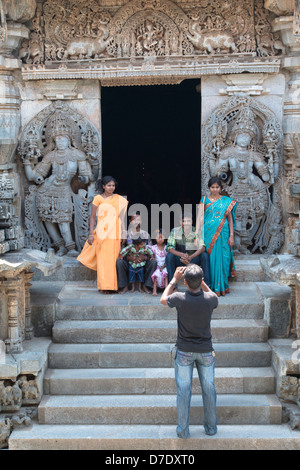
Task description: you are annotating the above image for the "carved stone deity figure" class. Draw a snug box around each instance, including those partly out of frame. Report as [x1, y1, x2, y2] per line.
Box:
[20, 104, 100, 256]
[202, 96, 283, 254]
[215, 107, 271, 252]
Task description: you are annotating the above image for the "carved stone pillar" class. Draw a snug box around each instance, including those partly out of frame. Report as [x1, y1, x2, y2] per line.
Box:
[271, 11, 300, 255]
[3, 278, 24, 353]
[0, 15, 28, 255]
[24, 271, 34, 340]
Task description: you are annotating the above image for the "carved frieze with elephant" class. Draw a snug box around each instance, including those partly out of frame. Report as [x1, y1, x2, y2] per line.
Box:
[20, 0, 285, 67]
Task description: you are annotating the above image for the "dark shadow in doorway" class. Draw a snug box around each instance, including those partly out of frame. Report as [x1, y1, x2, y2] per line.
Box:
[101, 79, 201, 227]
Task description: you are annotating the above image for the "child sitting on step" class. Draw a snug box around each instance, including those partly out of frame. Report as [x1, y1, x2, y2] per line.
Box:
[119, 237, 153, 293]
[150, 229, 168, 296]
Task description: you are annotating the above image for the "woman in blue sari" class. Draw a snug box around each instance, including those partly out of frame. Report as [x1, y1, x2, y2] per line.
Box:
[196, 177, 237, 296]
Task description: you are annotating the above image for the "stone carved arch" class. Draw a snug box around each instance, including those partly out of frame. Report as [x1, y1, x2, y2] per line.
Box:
[110, 0, 189, 35]
[202, 94, 284, 254]
[108, 0, 191, 57]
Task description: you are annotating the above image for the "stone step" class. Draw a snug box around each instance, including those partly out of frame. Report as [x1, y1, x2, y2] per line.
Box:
[48, 342, 272, 369]
[56, 281, 264, 320]
[31, 256, 269, 283]
[9, 424, 300, 451]
[44, 367, 276, 395]
[231, 258, 270, 282]
[52, 319, 269, 344]
[38, 394, 282, 425]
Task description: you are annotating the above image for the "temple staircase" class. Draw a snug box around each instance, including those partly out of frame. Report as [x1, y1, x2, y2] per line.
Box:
[9, 257, 300, 450]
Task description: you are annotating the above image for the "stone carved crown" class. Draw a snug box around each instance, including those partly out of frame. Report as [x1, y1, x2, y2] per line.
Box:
[49, 113, 72, 138]
[231, 105, 258, 140]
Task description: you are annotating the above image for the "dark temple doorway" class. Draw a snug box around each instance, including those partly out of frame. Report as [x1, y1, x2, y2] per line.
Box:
[101, 79, 201, 227]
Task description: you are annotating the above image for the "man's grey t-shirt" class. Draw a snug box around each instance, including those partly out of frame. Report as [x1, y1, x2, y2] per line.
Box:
[167, 290, 219, 353]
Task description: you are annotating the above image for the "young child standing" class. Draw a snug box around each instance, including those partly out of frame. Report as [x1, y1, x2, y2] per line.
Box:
[150, 230, 168, 296]
[120, 237, 153, 293]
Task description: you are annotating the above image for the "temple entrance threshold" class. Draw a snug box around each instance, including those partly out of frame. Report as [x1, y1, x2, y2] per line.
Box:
[101, 79, 201, 228]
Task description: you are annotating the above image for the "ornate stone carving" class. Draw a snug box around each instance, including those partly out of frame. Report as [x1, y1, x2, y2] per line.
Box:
[18, 101, 101, 255]
[202, 94, 283, 254]
[20, 0, 285, 70]
[255, 0, 286, 57]
[0, 374, 41, 411]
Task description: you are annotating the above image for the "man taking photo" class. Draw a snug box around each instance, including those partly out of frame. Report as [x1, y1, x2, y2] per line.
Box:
[160, 264, 218, 438]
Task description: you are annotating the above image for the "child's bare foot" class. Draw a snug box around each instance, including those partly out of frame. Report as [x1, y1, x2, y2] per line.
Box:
[129, 284, 135, 293]
[143, 286, 151, 294]
[152, 290, 158, 296]
[138, 283, 144, 294]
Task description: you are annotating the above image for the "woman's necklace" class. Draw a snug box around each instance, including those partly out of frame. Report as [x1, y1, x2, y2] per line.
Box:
[210, 195, 221, 202]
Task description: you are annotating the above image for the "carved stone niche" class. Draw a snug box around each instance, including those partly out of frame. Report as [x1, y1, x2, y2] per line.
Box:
[18, 101, 101, 255]
[202, 93, 284, 255]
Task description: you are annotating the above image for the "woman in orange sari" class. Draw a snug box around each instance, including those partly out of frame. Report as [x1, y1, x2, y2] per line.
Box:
[77, 176, 128, 293]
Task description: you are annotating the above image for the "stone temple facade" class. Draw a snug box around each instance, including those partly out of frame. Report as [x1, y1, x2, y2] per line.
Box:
[0, 0, 300, 449]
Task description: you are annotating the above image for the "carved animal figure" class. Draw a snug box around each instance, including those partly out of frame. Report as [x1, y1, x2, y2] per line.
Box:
[257, 33, 285, 57]
[64, 29, 110, 59]
[187, 25, 236, 54]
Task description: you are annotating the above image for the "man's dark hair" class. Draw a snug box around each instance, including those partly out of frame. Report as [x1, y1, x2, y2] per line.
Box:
[184, 264, 203, 290]
[182, 212, 193, 221]
[132, 237, 145, 245]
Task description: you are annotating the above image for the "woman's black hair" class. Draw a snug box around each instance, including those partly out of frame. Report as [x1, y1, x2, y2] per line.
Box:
[208, 176, 222, 188]
[95, 176, 118, 193]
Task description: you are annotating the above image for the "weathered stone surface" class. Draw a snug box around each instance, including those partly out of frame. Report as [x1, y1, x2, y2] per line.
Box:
[260, 255, 300, 287]
[0, 249, 64, 277]
[256, 282, 292, 337]
[3, 0, 37, 23]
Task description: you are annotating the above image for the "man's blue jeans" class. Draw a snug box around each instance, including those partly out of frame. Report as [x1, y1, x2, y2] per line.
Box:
[166, 252, 210, 287]
[174, 349, 217, 438]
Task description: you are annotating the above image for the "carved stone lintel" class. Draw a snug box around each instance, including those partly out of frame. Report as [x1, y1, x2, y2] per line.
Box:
[19, 0, 284, 75]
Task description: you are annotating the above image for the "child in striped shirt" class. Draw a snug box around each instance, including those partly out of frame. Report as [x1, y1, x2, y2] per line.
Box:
[120, 237, 153, 293]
